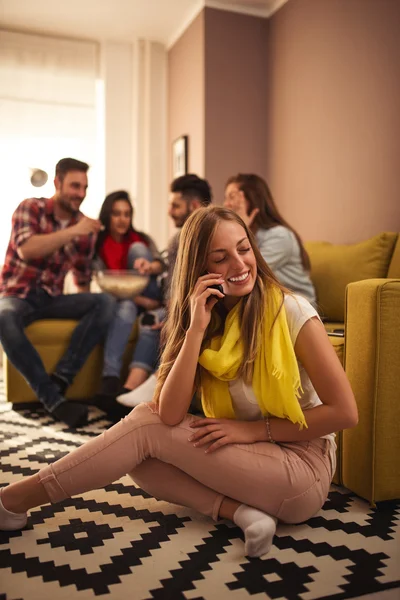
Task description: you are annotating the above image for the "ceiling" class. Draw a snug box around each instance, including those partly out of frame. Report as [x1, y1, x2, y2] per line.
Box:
[0, 0, 288, 47]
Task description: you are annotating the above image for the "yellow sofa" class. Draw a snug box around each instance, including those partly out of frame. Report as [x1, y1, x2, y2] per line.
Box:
[2, 270, 137, 403]
[3, 233, 400, 504]
[3, 321, 137, 404]
[305, 232, 400, 503]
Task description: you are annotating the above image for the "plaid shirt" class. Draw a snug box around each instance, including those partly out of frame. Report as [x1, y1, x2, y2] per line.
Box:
[0, 197, 95, 299]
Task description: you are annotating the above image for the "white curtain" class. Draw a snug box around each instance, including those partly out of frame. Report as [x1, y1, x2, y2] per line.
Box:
[132, 39, 168, 248]
[100, 38, 169, 249]
[0, 30, 102, 262]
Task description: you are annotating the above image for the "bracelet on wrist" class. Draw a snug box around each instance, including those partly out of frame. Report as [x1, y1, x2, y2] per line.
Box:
[265, 416, 275, 444]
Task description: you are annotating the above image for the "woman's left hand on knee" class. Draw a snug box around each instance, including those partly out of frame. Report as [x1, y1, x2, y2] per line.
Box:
[188, 418, 259, 453]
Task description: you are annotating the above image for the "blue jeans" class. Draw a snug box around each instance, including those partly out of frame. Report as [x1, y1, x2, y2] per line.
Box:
[0, 289, 116, 411]
[102, 243, 162, 378]
[129, 306, 165, 373]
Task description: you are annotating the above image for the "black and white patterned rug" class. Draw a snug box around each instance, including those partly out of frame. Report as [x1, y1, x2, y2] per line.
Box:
[0, 400, 399, 600]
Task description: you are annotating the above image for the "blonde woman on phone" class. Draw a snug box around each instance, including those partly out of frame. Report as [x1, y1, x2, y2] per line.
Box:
[0, 207, 357, 557]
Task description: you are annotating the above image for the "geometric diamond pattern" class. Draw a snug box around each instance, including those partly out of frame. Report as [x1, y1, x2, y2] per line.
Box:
[0, 403, 399, 600]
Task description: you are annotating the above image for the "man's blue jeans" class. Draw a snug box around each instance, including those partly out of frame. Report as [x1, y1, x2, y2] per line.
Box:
[129, 309, 165, 373]
[0, 289, 116, 411]
[102, 242, 162, 378]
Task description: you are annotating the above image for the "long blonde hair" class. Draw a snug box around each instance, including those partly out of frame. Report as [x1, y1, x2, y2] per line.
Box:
[153, 206, 287, 404]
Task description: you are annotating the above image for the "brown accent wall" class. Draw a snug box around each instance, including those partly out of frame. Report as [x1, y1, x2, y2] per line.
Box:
[266, 0, 400, 243]
[204, 8, 269, 204]
[168, 8, 269, 206]
[168, 12, 205, 179]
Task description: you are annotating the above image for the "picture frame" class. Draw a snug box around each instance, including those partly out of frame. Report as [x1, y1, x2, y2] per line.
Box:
[172, 135, 188, 178]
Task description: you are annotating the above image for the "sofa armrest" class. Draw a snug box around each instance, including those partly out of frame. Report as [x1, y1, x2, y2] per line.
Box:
[343, 278, 400, 503]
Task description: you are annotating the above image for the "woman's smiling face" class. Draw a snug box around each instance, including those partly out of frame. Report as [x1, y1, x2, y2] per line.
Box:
[206, 220, 257, 308]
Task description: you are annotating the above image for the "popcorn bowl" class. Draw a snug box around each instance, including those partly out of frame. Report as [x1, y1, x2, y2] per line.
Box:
[95, 270, 150, 299]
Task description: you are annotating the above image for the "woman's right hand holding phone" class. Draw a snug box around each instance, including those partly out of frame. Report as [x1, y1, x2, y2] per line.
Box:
[159, 274, 224, 425]
[188, 274, 225, 334]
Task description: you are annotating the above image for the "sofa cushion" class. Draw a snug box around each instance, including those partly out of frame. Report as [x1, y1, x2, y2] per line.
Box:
[305, 233, 398, 321]
[3, 319, 138, 403]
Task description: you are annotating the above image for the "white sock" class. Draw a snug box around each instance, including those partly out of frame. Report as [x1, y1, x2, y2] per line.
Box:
[116, 373, 157, 408]
[233, 504, 277, 557]
[0, 488, 28, 531]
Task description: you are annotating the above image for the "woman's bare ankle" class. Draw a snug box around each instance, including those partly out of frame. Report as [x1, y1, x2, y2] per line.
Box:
[1, 474, 49, 514]
[124, 368, 149, 391]
[1, 486, 26, 514]
[218, 497, 241, 522]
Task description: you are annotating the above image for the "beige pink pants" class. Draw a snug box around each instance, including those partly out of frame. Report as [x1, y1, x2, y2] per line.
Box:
[38, 403, 333, 523]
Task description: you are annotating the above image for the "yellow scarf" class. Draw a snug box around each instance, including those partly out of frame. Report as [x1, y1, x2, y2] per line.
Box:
[198, 286, 307, 428]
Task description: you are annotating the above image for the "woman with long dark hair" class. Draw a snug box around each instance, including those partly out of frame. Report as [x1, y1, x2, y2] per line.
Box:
[94, 191, 165, 405]
[224, 174, 316, 304]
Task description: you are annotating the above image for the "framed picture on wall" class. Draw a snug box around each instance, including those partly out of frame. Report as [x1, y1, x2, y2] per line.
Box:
[172, 135, 188, 178]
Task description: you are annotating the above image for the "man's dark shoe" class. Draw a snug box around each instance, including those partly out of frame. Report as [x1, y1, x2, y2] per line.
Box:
[93, 376, 132, 423]
[50, 373, 69, 396]
[98, 376, 121, 397]
[95, 394, 131, 423]
[50, 401, 88, 428]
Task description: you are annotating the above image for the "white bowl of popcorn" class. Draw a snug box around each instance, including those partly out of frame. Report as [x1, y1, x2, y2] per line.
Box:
[95, 270, 150, 299]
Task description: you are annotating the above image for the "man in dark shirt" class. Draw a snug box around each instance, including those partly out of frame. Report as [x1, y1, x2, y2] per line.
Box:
[0, 158, 116, 427]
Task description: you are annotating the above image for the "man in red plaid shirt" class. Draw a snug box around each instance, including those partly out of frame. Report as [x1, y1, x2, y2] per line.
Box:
[0, 158, 116, 427]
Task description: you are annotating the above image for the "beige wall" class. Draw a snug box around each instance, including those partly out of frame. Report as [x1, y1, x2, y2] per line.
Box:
[266, 0, 400, 243]
[204, 8, 269, 204]
[168, 12, 205, 178]
[167, 8, 269, 205]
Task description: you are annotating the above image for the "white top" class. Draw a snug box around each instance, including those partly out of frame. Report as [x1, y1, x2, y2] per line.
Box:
[255, 226, 316, 305]
[228, 294, 336, 474]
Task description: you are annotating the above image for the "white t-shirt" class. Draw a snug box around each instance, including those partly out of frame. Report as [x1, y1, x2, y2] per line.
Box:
[228, 293, 337, 474]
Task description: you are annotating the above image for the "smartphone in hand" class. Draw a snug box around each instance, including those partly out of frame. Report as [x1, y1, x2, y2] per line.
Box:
[207, 283, 224, 303]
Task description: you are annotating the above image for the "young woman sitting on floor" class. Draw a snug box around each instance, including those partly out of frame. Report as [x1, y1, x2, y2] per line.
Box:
[0, 206, 357, 557]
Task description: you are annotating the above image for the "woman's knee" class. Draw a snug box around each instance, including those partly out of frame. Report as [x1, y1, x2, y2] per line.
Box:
[128, 242, 153, 262]
[126, 401, 161, 423]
